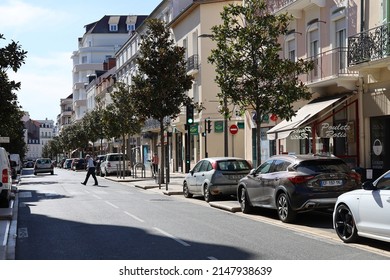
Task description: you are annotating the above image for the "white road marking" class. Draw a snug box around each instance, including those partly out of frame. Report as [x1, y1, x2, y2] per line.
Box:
[92, 194, 102, 200]
[2, 221, 10, 245]
[153, 227, 191, 247]
[105, 201, 119, 209]
[18, 227, 28, 238]
[124, 211, 145, 223]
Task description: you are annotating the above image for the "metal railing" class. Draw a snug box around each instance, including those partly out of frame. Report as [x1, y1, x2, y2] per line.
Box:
[348, 23, 390, 66]
[300, 47, 358, 84]
[187, 54, 199, 73]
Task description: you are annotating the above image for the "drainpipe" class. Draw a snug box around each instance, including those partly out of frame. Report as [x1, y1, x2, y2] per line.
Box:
[358, 77, 365, 168]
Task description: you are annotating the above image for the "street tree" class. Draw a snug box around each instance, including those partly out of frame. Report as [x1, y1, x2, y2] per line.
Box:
[0, 34, 28, 156]
[131, 19, 193, 184]
[102, 82, 144, 177]
[208, 0, 313, 165]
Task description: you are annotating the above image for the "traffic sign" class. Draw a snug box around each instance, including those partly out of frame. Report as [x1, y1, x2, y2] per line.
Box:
[229, 124, 238, 135]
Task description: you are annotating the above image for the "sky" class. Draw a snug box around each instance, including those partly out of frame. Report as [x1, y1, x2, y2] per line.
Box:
[1, 0, 162, 122]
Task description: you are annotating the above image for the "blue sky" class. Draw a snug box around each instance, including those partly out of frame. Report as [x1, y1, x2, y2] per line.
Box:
[1, 0, 161, 122]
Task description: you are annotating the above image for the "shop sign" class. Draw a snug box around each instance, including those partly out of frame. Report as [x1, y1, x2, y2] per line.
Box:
[320, 123, 351, 138]
[214, 121, 224, 133]
[190, 123, 199, 135]
[290, 127, 312, 140]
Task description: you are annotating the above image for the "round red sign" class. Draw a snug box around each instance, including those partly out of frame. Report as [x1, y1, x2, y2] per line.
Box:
[229, 124, 238, 135]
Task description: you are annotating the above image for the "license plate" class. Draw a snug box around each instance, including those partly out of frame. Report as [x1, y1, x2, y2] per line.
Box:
[321, 180, 343, 187]
[229, 174, 243, 180]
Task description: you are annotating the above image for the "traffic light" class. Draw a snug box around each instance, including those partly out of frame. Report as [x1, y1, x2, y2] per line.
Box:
[186, 104, 194, 125]
[207, 119, 212, 133]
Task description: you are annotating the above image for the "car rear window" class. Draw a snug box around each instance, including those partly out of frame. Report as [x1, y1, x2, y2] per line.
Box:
[218, 160, 251, 171]
[108, 154, 129, 161]
[295, 159, 351, 173]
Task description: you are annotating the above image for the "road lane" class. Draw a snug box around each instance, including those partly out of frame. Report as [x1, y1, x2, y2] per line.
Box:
[15, 168, 390, 260]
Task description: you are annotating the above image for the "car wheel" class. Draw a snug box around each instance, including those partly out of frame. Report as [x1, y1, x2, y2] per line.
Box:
[183, 182, 193, 198]
[277, 193, 296, 223]
[334, 204, 358, 243]
[0, 196, 10, 208]
[239, 187, 253, 214]
[204, 184, 213, 202]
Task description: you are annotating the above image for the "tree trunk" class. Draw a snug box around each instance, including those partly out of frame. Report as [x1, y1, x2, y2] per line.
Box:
[122, 134, 126, 178]
[159, 119, 165, 186]
[256, 111, 262, 168]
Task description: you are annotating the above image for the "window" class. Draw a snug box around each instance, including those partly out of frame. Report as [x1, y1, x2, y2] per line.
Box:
[335, 18, 346, 70]
[127, 24, 135, 32]
[109, 24, 118, 32]
[287, 38, 296, 62]
[256, 160, 273, 174]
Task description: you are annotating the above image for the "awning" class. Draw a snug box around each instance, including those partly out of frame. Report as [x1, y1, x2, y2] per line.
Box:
[267, 97, 342, 140]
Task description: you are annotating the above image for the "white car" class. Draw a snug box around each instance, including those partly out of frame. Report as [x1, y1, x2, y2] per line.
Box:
[100, 153, 130, 177]
[0, 147, 12, 207]
[333, 170, 390, 243]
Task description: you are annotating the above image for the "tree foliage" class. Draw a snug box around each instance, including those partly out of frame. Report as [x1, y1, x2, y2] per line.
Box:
[131, 19, 193, 183]
[0, 34, 28, 156]
[208, 0, 313, 164]
[103, 82, 144, 176]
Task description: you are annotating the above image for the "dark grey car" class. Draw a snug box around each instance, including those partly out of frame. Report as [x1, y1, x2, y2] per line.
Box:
[183, 157, 252, 202]
[237, 154, 361, 223]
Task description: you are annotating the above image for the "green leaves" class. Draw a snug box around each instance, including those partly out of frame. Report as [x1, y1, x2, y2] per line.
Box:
[208, 0, 313, 163]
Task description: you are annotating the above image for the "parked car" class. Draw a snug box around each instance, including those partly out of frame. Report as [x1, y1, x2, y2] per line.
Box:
[63, 159, 73, 169]
[100, 153, 130, 177]
[0, 147, 12, 207]
[71, 158, 86, 171]
[24, 160, 34, 168]
[183, 157, 252, 202]
[333, 169, 390, 243]
[34, 158, 54, 175]
[10, 154, 22, 174]
[237, 154, 361, 223]
[95, 155, 106, 176]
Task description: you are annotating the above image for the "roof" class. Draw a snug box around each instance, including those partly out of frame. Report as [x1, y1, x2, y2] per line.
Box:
[84, 15, 148, 34]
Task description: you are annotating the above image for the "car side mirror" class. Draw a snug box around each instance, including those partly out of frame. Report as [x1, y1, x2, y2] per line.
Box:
[362, 181, 375, 190]
[249, 168, 256, 175]
[190, 169, 194, 175]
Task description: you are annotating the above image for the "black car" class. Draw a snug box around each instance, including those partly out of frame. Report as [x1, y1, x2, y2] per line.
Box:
[237, 154, 361, 223]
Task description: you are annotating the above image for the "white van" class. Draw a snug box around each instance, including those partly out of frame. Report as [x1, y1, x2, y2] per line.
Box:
[0, 147, 12, 207]
[10, 153, 22, 174]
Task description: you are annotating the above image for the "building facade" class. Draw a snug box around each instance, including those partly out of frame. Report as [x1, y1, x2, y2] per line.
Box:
[260, 0, 361, 170]
[71, 15, 147, 122]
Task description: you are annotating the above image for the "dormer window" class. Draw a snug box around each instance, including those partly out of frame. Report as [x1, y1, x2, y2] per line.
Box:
[109, 24, 118, 32]
[108, 16, 120, 32]
[127, 24, 135, 32]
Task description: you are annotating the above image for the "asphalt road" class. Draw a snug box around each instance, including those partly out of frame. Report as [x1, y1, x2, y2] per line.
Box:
[15, 168, 390, 260]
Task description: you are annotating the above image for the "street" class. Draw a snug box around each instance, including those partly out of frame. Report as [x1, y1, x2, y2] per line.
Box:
[15, 168, 390, 260]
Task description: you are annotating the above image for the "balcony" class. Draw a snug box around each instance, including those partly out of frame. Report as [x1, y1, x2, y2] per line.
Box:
[187, 54, 199, 75]
[269, 0, 325, 15]
[348, 23, 390, 69]
[300, 47, 358, 89]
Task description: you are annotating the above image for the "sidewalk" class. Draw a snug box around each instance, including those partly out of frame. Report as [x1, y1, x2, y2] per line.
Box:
[103, 169, 185, 196]
[104, 169, 241, 212]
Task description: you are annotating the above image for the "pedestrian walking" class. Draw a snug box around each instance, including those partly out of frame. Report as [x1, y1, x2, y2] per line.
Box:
[81, 154, 98, 186]
[151, 152, 159, 178]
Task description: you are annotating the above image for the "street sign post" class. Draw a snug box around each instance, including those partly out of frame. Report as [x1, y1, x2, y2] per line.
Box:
[229, 124, 238, 135]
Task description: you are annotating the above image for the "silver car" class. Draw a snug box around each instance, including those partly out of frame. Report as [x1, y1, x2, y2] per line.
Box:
[34, 158, 54, 175]
[183, 157, 252, 202]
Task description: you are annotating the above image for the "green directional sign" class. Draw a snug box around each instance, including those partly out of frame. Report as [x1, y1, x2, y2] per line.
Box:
[214, 121, 224, 133]
[190, 123, 199, 135]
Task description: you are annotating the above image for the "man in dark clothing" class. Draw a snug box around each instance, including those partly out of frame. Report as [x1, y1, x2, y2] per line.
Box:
[81, 154, 98, 186]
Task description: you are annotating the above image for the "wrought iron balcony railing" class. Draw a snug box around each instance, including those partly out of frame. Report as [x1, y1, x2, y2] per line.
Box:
[348, 23, 390, 66]
[187, 54, 199, 73]
[300, 47, 358, 84]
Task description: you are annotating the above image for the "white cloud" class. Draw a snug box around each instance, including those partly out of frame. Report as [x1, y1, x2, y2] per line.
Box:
[0, 0, 68, 31]
[9, 51, 73, 121]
